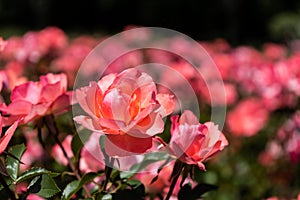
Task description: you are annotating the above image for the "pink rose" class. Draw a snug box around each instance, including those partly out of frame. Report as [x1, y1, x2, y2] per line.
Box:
[0, 36, 22, 61]
[200, 82, 237, 105]
[0, 115, 19, 154]
[0, 73, 72, 125]
[263, 43, 287, 61]
[168, 110, 228, 170]
[74, 68, 174, 156]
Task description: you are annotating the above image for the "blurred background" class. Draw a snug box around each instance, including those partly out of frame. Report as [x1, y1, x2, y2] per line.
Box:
[1, 0, 300, 44]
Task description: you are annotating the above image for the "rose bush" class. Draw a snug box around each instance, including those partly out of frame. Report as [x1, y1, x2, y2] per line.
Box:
[0, 27, 299, 200]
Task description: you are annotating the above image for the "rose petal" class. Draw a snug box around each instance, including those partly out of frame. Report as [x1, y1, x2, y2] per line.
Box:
[156, 93, 175, 117]
[105, 134, 153, 157]
[0, 120, 18, 154]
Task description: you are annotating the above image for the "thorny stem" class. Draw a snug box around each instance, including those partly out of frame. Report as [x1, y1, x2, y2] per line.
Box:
[165, 161, 184, 200]
[0, 174, 16, 200]
[43, 114, 91, 198]
[102, 158, 114, 192]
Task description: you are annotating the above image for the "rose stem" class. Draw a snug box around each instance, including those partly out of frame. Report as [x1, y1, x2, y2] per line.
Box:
[44, 114, 91, 198]
[102, 157, 114, 191]
[165, 161, 183, 200]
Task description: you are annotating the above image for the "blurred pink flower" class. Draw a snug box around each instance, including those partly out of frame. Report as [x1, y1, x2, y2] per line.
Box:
[0, 73, 72, 125]
[75, 68, 174, 156]
[0, 36, 22, 61]
[51, 36, 97, 86]
[168, 110, 228, 170]
[285, 133, 300, 163]
[4, 61, 27, 90]
[4, 27, 67, 63]
[200, 82, 237, 105]
[51, 135, 73, 166]
[38, 27, 68, 52]
[20, 129, 44, 172]
[135, 160, 195, 199]
[258, 141, 282, 166]
[263, 43, 287, 61]
[265, 194, 300, 200]
[227, 98, 269, 137]
[211, 53, 234, 80]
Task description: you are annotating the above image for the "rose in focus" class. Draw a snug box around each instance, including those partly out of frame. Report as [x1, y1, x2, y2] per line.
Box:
[74, 68, 174, 156]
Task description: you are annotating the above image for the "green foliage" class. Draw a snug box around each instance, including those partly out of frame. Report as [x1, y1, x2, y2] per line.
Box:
[269, 11, 300, 40]
[5, 144, 26, 181]
[16, 167, 59, 183]
[61, 180, 80, 200]
[61, 172, 99, 200]
[27, 174, 60, 198]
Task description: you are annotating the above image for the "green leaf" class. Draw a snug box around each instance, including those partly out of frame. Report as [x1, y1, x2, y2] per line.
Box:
[27, 176, 42, 193]
[119, 171, 134, 180]
[0, 174, 13, 191]
[71, 132, 91, 160]
[143, 152, 169, 161]
[61, 180, 80, 200]
[16, 167, 59, 183]
[80, 172, 98, 185]
[99, 135, 109, 164]
[127, 179, 142, 189]
[28, 174, 61, 198]
[0, 156, 9, 176]
[61, 172, 99, 200]
[101, 194, 112, 200]
[5, 144, 26, 181]
[129, 152, 169, 173]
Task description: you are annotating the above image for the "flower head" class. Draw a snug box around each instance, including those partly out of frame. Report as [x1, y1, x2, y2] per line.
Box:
[0, 73, 72, 125]
[168, 110, 228, 170]
[74, 68, 174, 156]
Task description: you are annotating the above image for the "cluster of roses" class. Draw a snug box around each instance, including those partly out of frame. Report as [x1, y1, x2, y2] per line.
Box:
[204, 40, 300, 170]
[199, 40, 300, 138]
[0, 31, 229, 199]
[260, 110, 300, 166]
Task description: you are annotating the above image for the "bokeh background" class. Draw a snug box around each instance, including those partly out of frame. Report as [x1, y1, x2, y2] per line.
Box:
[1, 0, 300, 43]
